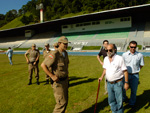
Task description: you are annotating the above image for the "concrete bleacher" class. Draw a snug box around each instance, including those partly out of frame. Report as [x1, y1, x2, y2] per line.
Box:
[2, 21, 149, 52]
[139, 22, 150, 51]
[0, 36, 27, 48]
[60, 28, 130, 51]
[128, 22, 145, 50]
[20, 31, 56, 48]
[94, 28, 130, 40]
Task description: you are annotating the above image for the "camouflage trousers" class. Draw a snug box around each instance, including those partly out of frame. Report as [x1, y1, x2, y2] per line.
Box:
[52, 78, 68, 113]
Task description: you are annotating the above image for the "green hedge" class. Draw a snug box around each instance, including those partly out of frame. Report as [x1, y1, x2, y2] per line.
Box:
[82, 46, 101, 50]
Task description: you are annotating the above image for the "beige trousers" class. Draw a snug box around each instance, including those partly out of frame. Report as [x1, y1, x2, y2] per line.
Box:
[28, 63, 39, 80]
[52, 79, 68, 113]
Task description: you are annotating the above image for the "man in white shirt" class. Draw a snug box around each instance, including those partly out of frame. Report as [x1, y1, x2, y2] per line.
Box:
[99, 44, 129, 113]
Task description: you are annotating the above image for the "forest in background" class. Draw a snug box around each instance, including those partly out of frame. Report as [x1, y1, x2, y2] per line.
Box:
[0, 0, 150, 27]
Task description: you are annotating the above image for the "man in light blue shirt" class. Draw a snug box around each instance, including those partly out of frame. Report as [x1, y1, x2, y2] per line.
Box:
[6, 47, 13, 65]
[122, 41, 144, 108]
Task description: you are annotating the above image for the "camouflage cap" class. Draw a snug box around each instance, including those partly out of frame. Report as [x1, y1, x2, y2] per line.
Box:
[32, 44, 36, 47]
[58, 36, 68, 43]
[53, 42, 58, 47]
[45, 43, 49, 46]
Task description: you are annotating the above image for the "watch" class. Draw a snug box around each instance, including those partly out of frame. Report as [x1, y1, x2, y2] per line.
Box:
[125, 81, 128, 84]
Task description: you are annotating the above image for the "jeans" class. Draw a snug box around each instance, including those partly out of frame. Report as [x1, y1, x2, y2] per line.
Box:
[8, 57, 12, 65]
[107, 80, 124, 113]
[123, 73, 139, 105]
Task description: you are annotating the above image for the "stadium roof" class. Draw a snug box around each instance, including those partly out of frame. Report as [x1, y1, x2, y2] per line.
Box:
[0, 4, 150, 37]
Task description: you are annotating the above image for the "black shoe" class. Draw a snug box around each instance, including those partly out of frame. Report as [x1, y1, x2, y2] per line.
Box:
[123, 97, 129, 103]
[28, 82, 32, 85]
[28, 80, 32, 85]
[37, 81, 40, 85]
[129, 104, 135, 108]
[44, 80, 49, 85]
[37, 80, 40, 85]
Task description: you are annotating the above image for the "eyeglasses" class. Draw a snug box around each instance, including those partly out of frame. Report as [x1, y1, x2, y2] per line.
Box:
[106, 49, 113, 52]
[63, 43, 68, 45]
[130, 46, 136, 49]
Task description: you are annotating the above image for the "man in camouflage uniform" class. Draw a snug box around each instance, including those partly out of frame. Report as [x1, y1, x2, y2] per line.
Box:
[41, 36, 69, 113]
[25, 44, 40, 85]
[53, 42, 59, 50]
[43, 43, 51, 85]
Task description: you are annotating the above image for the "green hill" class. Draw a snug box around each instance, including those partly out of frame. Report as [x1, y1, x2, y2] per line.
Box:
[0, 12, 35, 31]
[0, 11, 87, 31]
[0, 16, 25, 30]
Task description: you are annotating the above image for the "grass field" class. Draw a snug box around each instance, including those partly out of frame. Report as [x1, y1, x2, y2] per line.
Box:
[0, 54, 150, 113]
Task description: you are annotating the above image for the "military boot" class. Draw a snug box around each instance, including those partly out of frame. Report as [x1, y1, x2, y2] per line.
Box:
[28, 79, 32, 85]
[36, 79, 40, 85]
[44, 79, 49, 85]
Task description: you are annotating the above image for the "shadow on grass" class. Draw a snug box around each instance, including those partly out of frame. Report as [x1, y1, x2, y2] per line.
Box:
[124, 89, 150, 113]
[69, 76, 88, 81]
[79, 98, 108, 113]
[31, 80, 46, 85]
[69, 78, 97, 87]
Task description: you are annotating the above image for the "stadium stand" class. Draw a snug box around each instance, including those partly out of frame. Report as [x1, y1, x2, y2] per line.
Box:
[0, 36, 27, 48]
[19, 31, 56, 48]
[60, 28, 130, 51]
[143, 22, 150, 51]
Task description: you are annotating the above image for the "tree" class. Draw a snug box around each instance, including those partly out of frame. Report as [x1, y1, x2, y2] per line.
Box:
[20, 15, 30, 25]
[5, 9, 17, 22]
[0, 14, 5, 20]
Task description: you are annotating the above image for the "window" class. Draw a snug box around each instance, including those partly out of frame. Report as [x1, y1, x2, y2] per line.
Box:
[105, 21, 114, 24]
[84, 22, 91, 26]
[120, 17, 131, 22]
[76, 24, 80, 27]
[96, 21, 100, 24]
[92, 21, 100, 25]
[63, 25, 68, 28]
[80, 24, 83, 26]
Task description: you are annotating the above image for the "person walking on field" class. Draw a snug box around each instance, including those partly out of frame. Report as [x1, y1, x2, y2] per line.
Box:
[122, 41, 144, 108]
[99, 44, 129, 113]
[41, 36, 69, 113]
[6, 47, 13, 65]
[25, 44, 40, 85]
[43, 43, 51, 85]
[97, 40, 109, 95]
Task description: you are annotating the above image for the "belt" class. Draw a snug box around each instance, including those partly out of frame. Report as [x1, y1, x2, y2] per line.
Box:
[59, 76, 68, 81]
[107, 78, 123, 84]
[128, 73, 139, 75]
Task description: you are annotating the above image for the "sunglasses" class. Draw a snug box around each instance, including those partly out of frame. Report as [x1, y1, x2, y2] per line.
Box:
[106, 49, 113, 52]
[63, 43, 68, 45]
[130, 46, 136, 49]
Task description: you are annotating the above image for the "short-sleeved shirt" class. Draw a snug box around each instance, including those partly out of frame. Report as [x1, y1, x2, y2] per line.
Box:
[42, 49, 69, 79]
[122, 51, 144, 73]
[103, 54, 127, 82]
[6, 49, 13, 57]
[25, 49, 40, 62]
[98, 48, 107, 59]
[43, 49, 51, 59]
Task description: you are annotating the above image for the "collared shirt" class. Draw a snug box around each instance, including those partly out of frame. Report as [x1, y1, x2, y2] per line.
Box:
[43, 49, 51, 58]
[6, 49, 13, 57]
[98, 48, 107, 59]
[103, 55, 127, 82]
[25, 49, 40, 62]
[42, 49, 69, 78]
[122, 51, 144, 73]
